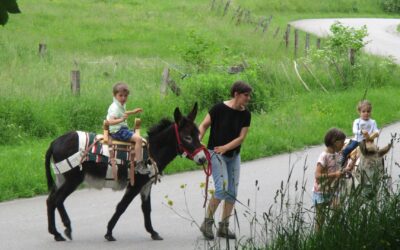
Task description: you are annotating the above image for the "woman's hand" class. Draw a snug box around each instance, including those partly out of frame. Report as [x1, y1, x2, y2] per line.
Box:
[214, 145, 228, 155]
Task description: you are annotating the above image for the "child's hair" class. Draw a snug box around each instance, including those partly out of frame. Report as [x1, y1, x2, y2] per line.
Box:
[357, 100, 372, 112]
[230, 80, 252, 97]
[113, 82, 130, 95]
[324, 128, 346, 147]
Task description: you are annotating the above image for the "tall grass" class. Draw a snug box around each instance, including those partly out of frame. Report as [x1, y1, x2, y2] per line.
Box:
[162, 138, 400, 249]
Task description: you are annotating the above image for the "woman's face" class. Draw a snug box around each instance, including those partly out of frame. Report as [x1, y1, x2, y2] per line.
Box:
[236, 92, 251, 107]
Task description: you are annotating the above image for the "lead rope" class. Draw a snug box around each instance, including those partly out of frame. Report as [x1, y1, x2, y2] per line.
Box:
[202, 148, 212, 208]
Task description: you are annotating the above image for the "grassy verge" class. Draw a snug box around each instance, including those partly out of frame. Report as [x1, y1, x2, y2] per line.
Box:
[1, 0, 399, 203]
[1, 87, 399, 201]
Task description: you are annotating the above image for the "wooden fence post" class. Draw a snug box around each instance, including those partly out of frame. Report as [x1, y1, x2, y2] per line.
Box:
[294, 29, 299, 57]
[236, 9, 244, 25]
[305, 33, 310, 55]
[223, 0, 230, 16]
[316, 38, 321, 49]
[273, 27, 280, 38]
[285, 24, 291, 48]
[349, 48, 356, 65]
[39, 43, 47, 56]
[254, 17, 264, 32]
[161, 67, 169, 96]
[262, 17, 270, 33]
[232, 6, 241, 20]
[71, 70, 80, 95]
[210, 0, 216, 10]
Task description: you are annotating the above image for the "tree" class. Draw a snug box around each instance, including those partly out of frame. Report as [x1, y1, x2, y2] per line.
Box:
[0, 0, 21, 26]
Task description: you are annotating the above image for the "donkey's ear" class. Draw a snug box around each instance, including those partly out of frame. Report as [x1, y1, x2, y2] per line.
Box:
[187, 102, 198, 122]
[378, 142, 392, 157]
[174, 107, 183, 124]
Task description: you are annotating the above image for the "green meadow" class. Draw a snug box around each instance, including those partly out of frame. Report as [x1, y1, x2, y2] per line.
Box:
[1, 0, 399, 201]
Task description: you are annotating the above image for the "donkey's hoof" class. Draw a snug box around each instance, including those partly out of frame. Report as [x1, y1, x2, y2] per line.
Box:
[54, 234, 66, 241]
[151, 233, 163, 240]
[64, 228, 72, 240]
[105, 233, 116, 241]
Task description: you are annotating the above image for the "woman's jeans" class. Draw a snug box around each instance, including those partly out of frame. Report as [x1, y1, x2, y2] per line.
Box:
[209, 150, 241, 203]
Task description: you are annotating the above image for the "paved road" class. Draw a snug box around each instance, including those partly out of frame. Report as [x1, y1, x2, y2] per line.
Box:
[1, 19, 400, 250]
[291, 18, 400, 63]
[1, 122, 399, 250]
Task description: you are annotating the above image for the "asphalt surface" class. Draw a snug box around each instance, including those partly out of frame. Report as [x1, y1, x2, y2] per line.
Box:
[1, 19, 400, 250]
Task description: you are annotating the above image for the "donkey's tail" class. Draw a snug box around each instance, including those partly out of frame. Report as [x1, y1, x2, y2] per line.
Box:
[45, 144, 55, 191]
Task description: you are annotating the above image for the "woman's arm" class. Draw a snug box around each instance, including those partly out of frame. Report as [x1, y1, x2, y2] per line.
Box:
[214, 127, 249, 154]
[198, 114, 211, 141]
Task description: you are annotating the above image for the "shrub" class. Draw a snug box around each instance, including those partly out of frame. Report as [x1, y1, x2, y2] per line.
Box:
[381, 0, 400, 13]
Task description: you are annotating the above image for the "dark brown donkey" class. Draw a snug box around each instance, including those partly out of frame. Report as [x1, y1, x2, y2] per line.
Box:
[45, 103, 206, 241]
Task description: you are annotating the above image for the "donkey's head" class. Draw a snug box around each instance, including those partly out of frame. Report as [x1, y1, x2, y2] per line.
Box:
[173, 103, 207, 165]
[359, 139, 392, 158]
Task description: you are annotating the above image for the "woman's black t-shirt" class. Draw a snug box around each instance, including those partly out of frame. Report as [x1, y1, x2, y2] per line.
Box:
[208, 102, 251, 157]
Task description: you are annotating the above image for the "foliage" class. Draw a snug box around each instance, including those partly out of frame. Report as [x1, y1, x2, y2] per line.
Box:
[180, 64, 271, 113]
[327, 21, 368, 54]
[179, 30, 216, 72]
[380, 0, 400, 13]
[310, 22, 369, 88]
[0, 0, 20, 26]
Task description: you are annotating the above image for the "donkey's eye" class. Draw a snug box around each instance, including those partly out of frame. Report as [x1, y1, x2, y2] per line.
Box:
[184, 135, 193, 143]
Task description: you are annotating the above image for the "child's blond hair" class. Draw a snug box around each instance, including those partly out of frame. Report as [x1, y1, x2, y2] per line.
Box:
[357, 100, 372, 112]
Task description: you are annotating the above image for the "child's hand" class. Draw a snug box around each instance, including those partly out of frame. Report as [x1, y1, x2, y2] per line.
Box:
[125, 108, 143, 115]
[335, 170, 344, 178]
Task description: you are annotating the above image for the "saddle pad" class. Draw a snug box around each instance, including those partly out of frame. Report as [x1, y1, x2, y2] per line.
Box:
[52, 131, 131, 174]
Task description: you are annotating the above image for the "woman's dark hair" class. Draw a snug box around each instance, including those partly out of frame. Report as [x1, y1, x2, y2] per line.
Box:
[324, 128, 346, 147]
[230, 80, 252, 97]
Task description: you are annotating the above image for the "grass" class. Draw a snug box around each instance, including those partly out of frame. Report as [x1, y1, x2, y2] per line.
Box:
[0, 0, 399, 203]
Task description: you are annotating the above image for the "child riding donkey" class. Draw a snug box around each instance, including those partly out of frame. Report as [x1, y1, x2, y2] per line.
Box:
[106, 82, 150, 185]
[339, 100, 379, 168]
[339, 100, 393, 198]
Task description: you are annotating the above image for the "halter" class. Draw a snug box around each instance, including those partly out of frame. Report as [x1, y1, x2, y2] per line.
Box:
[173, 123, 212, 207]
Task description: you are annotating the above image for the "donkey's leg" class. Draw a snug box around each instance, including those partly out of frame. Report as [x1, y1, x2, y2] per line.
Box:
[105, 184, 142, 241]
[47, 170, 83, 241]
[140, 184, 163, 240]
[55, 177, 82, 240]
[47, 187, 65, 241]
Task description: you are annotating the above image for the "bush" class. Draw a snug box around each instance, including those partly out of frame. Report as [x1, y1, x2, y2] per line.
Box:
[179, 30, 217, 73]
[381, 0, 400, 13]
[0, 99, 58, 145]
[180, 67, 271, 113]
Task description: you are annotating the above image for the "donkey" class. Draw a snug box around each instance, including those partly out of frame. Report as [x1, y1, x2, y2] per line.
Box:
[45, 103, 207, 241]
[342, 137, 392, 199]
